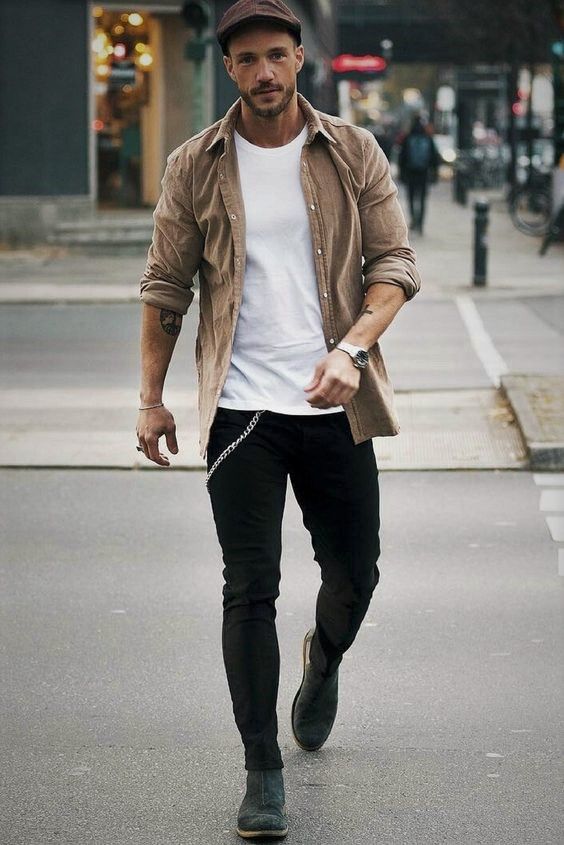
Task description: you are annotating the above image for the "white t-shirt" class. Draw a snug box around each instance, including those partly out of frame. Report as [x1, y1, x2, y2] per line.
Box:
[218, 124, 342, 415]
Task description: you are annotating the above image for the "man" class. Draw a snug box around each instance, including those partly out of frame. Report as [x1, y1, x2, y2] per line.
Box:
[399, 114, 440, 234]
[136, 0, 421, 838]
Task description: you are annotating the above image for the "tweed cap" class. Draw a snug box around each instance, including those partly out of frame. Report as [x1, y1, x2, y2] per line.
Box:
[217, 0, 302, 53]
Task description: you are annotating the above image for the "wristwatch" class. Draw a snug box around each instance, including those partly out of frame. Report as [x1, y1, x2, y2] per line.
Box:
[336, 341, 369, 369]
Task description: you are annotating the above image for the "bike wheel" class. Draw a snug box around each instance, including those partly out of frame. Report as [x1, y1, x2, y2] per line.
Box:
[510, 186, 552, 236]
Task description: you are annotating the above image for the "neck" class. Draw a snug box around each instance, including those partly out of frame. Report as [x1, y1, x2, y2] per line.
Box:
[236, 95, 306, 148]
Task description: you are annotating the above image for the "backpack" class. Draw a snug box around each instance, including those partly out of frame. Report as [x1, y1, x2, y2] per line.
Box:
[405, 134, 432, 171]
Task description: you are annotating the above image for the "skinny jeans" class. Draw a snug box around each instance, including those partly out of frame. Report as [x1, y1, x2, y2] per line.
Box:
[406, 170, 429, 230]
[206, 408, 381, 771]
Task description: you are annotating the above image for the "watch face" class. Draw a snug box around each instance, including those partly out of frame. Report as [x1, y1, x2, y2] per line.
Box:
[355, 350, 369, 368]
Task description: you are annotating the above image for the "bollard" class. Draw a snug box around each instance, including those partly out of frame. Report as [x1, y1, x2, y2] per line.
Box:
[473, 199, 489, 286]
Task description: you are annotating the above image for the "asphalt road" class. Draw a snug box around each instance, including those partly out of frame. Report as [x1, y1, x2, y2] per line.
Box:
[1, 469, 562, 844]
[0, 293, 562, 394]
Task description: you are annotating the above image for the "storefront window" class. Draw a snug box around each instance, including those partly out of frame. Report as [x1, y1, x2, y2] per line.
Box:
[91, 7, 154, 207]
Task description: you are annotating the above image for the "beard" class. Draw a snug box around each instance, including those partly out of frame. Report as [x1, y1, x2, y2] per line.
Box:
[240, 81, 295, 118]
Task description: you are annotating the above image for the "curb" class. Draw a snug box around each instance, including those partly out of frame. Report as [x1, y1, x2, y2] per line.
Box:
[500, 375, 564, 471]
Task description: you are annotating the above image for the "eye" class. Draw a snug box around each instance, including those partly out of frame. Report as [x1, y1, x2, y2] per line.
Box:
[271, 52, 284, 60]
[239, 55, 253, 65]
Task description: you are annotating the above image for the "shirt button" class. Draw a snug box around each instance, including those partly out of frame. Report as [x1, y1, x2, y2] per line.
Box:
[316, 248, 322, 255]
[329, 338, 335, 344]
[323, 292, 328, 298]
[310, 204, 315, 211]
[231, 213, 237, 220]
[219, 172, 224, 179]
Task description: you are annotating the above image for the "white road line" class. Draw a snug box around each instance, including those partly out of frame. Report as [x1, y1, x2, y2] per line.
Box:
[533, 473, 564, 487]
[545, 516, 564, 542]
[456, 295, 509, 388]
[539, 490, 564, 511]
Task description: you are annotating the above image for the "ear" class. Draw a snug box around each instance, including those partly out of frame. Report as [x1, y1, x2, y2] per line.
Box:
[295, 45, 304, 74]
[223, 54, 236, 82]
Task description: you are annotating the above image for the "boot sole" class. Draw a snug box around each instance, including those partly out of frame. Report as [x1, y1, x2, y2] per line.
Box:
[290, 627, 324, 752]
[237, 826, 288, 839]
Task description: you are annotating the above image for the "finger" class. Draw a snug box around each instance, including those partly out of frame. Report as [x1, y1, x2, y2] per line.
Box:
[306, 390, 331, 409]
[165, 428, 179, 455]
[304, 362, 325, 392]
[146, 435, 169, 466]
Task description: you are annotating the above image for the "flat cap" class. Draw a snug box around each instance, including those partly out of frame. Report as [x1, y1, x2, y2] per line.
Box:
[217, 0, 302, 53]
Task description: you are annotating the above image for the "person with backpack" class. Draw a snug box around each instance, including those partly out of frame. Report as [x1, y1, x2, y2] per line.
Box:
[399, 115, 440, 234]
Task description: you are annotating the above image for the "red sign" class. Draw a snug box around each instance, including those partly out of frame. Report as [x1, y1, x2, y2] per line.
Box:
[331, 54, 387, 74]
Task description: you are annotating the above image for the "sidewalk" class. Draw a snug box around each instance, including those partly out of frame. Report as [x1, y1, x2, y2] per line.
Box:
[0, 181, 562, 470]
[0, 182, 562, 302]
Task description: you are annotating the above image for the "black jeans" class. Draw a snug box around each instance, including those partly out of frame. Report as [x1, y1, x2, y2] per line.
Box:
[206, 408, 381, 771]
[407, 171, 429, 231]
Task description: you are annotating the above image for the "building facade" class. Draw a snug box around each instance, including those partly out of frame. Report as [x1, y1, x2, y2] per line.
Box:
[0, 0, 337, 245]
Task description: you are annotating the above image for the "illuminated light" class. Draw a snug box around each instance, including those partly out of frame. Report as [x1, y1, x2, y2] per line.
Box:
[122, 84, 133, 93]
[120, 13, 129, 22]
[134, 42, 146, 53]
[92, 30, 109, 52]
[96, 64, 110, 77]
[138, 52, 153, 67]
[112, 24, 125, 35]
[512, 101, 525, 117]
[331, 54, 386, 74]
[442, 149, 456, 163]
[92, 6, 104, 17]
[517, 87, 529, 100]
[92, 119, 105, 131]
[128, 12, 143, 26]
[114, 43, 127, 59]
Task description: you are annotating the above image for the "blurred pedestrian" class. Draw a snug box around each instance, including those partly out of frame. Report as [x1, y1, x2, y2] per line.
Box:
[136, 0, 421, 839]
[399, 115, 440, 233]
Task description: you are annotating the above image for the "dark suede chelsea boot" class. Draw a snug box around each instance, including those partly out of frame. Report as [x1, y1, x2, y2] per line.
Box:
[291, 628, 339, 752]
[237, 769, 288, 839]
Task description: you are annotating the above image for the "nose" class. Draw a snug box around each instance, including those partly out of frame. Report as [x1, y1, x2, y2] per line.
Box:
[255, 58, 275, 83]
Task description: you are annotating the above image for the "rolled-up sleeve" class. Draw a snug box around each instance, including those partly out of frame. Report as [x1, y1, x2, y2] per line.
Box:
[358, 132, 421, 300]
[140, 150, 204, 315]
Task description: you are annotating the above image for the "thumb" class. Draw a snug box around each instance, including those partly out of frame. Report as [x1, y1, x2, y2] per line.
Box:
[165, 428, 179, 455]
[304, 361, 324, 392]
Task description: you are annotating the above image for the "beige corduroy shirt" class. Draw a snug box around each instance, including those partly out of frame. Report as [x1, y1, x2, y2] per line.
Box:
[140, 94, 421, 458]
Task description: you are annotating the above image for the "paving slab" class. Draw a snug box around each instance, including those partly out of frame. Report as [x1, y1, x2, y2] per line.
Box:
[0, 388, 526, 471]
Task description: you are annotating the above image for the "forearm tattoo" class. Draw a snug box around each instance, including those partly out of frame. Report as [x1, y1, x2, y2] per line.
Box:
[160, 309, 182, 336]
[355, 306, 374, 323]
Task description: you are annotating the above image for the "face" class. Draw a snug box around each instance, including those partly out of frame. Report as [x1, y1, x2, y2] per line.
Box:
[223, 24, 304, 119]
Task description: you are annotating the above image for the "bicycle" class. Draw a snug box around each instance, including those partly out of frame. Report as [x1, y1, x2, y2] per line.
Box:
[508, 167, 552, 237]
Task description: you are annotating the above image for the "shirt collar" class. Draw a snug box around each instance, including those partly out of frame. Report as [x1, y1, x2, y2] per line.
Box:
[205, 93, 335, 152]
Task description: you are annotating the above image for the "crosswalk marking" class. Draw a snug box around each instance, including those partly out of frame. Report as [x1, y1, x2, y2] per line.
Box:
[533, 473, 564, 487]
[539, 490, 564, 511]
[545, 516, 564, 542]
[533, 474, 564, 574]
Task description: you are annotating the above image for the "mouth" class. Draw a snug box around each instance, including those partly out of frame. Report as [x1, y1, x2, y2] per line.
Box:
[255, 88, 280, 95]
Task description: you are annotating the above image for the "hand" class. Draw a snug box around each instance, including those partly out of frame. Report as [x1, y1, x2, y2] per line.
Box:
[304, 350, 361, 409]
[136, 405, 179, 467]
